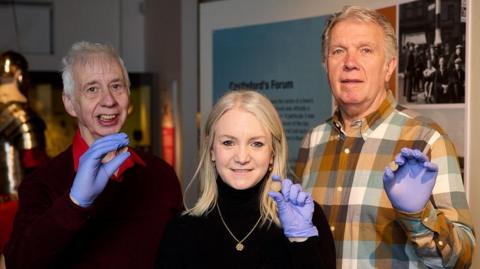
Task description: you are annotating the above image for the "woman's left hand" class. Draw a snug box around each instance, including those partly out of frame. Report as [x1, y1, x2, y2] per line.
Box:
[268, 175, 319, 239]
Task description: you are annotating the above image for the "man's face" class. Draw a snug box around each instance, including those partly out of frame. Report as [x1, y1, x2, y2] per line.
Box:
[439, 57, 445, 68]
[63, 55, 129, 145]
[325, 19, 396, 118]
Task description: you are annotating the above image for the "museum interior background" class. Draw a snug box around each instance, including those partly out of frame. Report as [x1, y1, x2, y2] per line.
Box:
[1, 0, 479, 268]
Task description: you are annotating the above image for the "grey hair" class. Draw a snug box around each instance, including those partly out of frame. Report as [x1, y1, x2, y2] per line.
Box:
[61, 41, 130, 97]
[322, 5, 398, 64]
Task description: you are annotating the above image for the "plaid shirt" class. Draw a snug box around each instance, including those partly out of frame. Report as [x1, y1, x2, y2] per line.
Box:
[295, 91, 475, 269]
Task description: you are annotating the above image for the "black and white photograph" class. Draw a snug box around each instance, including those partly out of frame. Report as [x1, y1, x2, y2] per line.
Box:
[398, 0, 466, 104]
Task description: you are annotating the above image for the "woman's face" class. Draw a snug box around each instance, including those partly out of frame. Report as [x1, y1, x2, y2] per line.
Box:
[211, 107, 273, 190]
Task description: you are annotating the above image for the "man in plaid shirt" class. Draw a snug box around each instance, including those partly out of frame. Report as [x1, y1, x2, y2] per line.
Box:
[295, 6, 475, 269]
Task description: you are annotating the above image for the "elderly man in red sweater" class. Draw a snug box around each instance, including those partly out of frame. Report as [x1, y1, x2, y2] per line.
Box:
[5, 41, 182, 269]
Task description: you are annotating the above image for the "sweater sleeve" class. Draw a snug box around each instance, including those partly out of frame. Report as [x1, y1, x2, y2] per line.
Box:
[4, 169, 91, 269]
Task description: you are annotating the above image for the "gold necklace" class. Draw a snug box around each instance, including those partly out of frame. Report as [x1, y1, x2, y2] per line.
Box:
[216, 204, 262, 251]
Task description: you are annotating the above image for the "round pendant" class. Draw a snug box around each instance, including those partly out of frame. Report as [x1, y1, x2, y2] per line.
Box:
[235, 243, 244, 251]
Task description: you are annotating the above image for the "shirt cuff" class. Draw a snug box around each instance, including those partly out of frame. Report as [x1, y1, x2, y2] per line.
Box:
[396, 202, 451, 252]
[396, 202, 436, 234]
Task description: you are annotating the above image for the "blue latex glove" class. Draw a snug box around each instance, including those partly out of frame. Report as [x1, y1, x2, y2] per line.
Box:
[383, 148, 438, 213]
[70, 133, 130, 208]
[268, 175, 319, 238]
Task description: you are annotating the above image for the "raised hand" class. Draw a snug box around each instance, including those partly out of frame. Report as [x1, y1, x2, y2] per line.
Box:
[383, 148, 438, 213]
[70, 133, 130, 208]
[268, 175, 318, 238]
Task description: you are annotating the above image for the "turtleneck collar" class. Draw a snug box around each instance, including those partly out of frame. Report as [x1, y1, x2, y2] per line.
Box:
[216, 177, 264, 212]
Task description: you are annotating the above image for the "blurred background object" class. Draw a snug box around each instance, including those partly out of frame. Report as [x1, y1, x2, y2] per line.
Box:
[0, 50, 48, 257]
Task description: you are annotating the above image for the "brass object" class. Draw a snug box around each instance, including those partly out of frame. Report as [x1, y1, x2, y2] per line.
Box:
[271, 181, 282, 192]
[389, 161, 399, 172]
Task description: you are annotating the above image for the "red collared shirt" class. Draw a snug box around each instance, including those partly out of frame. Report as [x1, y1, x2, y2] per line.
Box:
[72, 130, 146, 181]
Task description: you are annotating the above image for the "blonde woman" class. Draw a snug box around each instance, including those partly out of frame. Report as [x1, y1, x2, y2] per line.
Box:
[157, 90, 335, 268]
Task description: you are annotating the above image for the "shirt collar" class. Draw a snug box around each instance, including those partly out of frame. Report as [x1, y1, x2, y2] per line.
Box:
[330, 90, 397, 140]
[72, 130, 146, 181]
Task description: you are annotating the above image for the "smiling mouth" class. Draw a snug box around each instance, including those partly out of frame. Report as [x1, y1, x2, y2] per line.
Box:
[98, 114, 118, 121]
[230, 168, 253, 173]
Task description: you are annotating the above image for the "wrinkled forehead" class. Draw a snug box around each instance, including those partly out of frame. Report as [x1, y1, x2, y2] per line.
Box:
[73, 53, 122, 75]
[332, 18, 383, 36]
[330, 19, 386, 52]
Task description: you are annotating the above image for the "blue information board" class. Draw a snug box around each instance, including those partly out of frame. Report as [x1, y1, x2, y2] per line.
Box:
[213, 15, 332, 170]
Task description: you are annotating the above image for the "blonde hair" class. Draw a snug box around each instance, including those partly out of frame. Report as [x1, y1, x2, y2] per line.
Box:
[322, 5, 398, 64]
[185, 90, 287, 226]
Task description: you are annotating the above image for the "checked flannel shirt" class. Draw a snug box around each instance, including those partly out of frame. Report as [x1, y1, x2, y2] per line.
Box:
[295, 91, 475, 269]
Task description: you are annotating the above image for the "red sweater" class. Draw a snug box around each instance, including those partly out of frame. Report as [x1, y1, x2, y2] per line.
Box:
[5, 146, 182, 269]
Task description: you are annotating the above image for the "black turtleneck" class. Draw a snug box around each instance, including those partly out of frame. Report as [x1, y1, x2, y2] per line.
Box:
[156, 178, 336, 269]
[216, 177, 263, 239]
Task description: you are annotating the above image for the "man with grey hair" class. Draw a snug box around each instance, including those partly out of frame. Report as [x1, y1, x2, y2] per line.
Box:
[296, 5, 475, 269]
[5, 41, 182, 269]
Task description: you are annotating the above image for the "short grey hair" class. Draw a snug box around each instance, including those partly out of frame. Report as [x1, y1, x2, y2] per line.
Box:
[61, 41, 130, 97]
[322, 5, 397, 64]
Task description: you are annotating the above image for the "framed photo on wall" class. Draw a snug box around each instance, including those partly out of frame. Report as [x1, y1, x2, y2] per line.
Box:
[397, 0, 466, 105]
[396, 0, 467, 169]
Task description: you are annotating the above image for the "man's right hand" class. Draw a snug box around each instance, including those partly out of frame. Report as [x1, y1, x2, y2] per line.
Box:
[70, 133, 130, 208]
